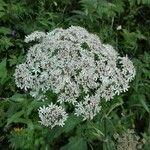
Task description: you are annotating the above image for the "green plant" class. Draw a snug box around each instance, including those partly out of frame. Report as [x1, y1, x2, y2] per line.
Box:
[0, 0, 150, 149]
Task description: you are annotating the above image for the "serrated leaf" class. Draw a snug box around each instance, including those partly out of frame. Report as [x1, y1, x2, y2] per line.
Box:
[0, 37, 13, 49]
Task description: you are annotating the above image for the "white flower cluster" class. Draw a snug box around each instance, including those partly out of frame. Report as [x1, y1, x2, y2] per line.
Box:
[38, 103, 68, 128]
[75, 94, 101, 120]
[114, 129, 145, 150]
[14, 26, 135, 128]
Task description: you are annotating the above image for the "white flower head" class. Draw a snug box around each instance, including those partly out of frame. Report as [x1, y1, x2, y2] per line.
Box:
[14, 26, 136, 123]
[75, 94, 101, 120]
[24, 31, 46, 43]
[38, 103, 68, 128]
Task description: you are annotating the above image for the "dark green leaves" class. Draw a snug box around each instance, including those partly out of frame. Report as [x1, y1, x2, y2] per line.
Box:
[0, 59, 7, 84]
[61, 136, 87, 150]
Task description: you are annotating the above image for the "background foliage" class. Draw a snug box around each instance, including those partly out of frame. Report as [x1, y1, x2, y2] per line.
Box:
[0, 0, 150, 149]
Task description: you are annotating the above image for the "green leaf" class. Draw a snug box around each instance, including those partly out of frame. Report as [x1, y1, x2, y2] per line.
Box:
[26, 119, 34, 130]
[138, 95, 150, 113]
[0, 27, 11, 35]
[47, 126, 64, 142]
[6, 110, 25, 127]
[26, 100, 45, 116]
[63, 114, 82, 133]
[10, 93, 26, 102]
[0, 37, 13, 49]
[0, 58, 7, 84]
[60, 136, 87, 150]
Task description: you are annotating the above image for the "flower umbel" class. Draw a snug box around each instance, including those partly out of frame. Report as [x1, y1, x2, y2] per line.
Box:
[114, 129, 145, 150]
[38, 103, 68, 129]
[14, 26, 136, 127]
[75, 94, 101, 120]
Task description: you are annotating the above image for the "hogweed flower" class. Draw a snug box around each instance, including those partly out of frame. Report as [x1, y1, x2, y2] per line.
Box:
[38, 103, 68, 128]
[114, 129, 145, 150]
[75, 94, 101, 120]
[14, 26, 136, 127]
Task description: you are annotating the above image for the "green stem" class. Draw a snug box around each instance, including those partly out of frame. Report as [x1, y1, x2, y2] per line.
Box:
[103, 117, 108, 150]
